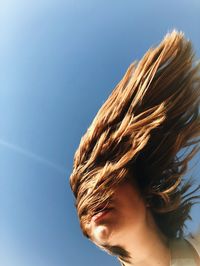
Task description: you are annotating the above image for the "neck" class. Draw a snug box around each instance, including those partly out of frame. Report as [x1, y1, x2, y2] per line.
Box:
[118, 212, 171, 266]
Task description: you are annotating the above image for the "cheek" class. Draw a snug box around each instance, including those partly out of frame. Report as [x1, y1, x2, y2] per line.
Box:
[113, 187, 147, 227]
[118, 200, 146, 229]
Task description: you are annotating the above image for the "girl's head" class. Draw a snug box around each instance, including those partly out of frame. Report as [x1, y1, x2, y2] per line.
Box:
[69, 30, 200, 249]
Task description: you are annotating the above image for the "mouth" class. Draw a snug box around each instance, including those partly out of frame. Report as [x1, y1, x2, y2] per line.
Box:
[91, 207, 113, 222]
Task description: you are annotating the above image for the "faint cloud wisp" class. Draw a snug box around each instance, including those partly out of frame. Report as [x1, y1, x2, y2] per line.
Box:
[0, 139, 66, 175]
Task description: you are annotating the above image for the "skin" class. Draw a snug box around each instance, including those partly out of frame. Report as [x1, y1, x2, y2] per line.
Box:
[85, 180, 171, 266]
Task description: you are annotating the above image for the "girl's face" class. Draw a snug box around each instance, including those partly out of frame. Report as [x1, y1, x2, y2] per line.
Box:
[85, 180, 148, 247]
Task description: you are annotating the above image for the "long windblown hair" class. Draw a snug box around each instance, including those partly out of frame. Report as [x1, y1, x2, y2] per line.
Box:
[70, 30, 200, 239]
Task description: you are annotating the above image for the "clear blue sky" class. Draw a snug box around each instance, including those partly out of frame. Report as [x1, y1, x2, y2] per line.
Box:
[1, 1, 200, 266]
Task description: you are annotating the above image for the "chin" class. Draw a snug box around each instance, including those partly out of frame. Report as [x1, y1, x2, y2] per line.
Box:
[92, 224, 113, 244]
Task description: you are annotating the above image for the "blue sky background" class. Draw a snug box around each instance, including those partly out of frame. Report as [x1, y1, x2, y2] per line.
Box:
[1, 1, 200, 266]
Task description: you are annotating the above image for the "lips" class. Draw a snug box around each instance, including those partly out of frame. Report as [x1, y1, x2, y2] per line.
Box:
[91, 207, 113, 222]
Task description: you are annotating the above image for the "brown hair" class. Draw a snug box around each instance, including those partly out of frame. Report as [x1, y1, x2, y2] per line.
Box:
[69, 30, 200, 239]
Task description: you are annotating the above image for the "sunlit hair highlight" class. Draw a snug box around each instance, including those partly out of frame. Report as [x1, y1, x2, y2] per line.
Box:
[70, 30, 200, 239]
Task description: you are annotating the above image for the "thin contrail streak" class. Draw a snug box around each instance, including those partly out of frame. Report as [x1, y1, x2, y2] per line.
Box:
[0, 139, 66, 175]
